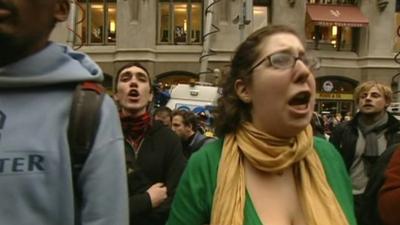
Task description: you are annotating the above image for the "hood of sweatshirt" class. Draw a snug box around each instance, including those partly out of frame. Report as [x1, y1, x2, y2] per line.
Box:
[0, 42, 103, 88]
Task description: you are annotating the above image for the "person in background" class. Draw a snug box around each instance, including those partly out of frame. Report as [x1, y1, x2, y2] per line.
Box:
[344, 112, 352, 121]
[330, 80, 400, 225]
[335, 112, 344, 125]
[167, 25, 355, 225]
[196, 111, 212, 135]
[0, 0, 128, 224]
[153, 106, 173, 128]
[311, 112, 327, 139]
[153, 82, 171, 108]
[113, 62, 186, 225]
[378, 147, 400, 225]
[323, 113, 336, 136]
[171, 110, 215, 158]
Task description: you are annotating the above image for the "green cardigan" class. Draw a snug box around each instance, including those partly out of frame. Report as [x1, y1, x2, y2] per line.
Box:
[167, 137, 356, 225]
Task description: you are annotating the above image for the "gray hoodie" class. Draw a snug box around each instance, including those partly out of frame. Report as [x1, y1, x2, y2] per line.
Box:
[0, 43, 129, 225]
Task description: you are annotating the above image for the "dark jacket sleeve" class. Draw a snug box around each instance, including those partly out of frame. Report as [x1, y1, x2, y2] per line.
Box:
[329, 125, 346, 161]
[329, 123, 345, 152]
[329, 122, 357, 170]
[130, 192, 152, 215]
[379, 148, 400, 225]
[129, 168, 153, 215]
[153, 129, 186, 214]
[138, 126, 186, 224]
[128, 123, 186, 224]
[125, 140, 153, 215]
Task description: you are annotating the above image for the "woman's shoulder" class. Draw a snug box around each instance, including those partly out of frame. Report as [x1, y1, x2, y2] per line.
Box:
[189, 138, 223, 165]
[314, 136, 339, 153]
[176, 138, 224, 200]
[180, 138, 224, 188]
[314, 136, 344, 165]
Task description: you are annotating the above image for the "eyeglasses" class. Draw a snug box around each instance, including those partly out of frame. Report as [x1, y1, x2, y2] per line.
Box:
[248, 51, 320, 73]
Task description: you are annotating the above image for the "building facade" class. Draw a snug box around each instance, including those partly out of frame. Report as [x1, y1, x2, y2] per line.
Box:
[51, 0, 400, 116]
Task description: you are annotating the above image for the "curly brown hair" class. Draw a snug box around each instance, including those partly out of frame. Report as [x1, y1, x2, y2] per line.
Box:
[214, 25, 302, 137]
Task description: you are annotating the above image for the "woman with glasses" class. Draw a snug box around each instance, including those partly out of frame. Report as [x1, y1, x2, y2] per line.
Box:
[166, 25, 356, 225]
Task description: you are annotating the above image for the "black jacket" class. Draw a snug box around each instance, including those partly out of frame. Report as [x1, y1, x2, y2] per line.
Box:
[126, 121, 186, 225]
[330, 112, 400, 170]
[360, 144, 400, 225]
[329, 112, 400, 225]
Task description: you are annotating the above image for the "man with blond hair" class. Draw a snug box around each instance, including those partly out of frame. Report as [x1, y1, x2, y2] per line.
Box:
[330, 80, 400, 225]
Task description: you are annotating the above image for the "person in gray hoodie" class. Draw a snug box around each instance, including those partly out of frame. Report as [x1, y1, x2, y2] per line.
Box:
[0, 1, 129, 225]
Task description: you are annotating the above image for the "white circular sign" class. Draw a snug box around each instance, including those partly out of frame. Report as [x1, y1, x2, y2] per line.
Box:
[322, 81, 334, 92]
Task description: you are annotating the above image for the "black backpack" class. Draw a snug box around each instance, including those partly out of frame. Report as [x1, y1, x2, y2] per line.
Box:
[67, 81, 105, 196]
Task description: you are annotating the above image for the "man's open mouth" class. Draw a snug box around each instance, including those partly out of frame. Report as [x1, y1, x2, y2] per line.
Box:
[128, 89, 139, 97]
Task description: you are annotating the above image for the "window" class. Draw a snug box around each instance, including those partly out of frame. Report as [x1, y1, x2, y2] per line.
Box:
[74, 0, 116, 46]
[158, 0, 202, 45]
[253, 0, 271, 31]
[305, 24, 356, 51]
[307, 0, 358, 4]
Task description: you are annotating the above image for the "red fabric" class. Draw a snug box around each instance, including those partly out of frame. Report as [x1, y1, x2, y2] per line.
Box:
[306, 4, 368, 27]
[379, 148, 400, 225]
[120, 112, 152, 151]
[80, 81, 104, 94]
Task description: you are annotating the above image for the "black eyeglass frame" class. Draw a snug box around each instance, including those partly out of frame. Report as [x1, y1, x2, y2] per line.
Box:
[248, 51, 320, 74]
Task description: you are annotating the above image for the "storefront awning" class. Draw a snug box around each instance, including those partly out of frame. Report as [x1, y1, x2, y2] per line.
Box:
[306, 4, 369, 27]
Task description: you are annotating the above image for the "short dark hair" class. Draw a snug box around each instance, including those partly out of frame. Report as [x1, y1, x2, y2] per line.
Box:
[114, 62, 152, 93]
[154, 106, 172, 117]
[214, 25, 302, 137]
[172, 110, 199, 132]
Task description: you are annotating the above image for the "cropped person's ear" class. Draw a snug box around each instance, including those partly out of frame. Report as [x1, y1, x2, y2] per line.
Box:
[235, 79, 252, 103]
[54, 0, 70, 22]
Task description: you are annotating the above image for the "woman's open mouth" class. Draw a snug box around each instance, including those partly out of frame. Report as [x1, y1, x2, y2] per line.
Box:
[288, 91, 311, 111]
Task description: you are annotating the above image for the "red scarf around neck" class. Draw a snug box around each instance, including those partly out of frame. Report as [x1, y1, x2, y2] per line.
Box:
[120, 112, 152, 151]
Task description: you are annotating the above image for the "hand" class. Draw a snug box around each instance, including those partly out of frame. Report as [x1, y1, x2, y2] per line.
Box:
[146, 182, 167, 208]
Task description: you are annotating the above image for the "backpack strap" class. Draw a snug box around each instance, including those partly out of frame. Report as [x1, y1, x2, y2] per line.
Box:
[68, 81, 105, 191]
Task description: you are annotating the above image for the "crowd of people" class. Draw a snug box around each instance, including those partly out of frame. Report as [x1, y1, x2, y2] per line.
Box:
[1, 1, 400, 225]
[311, 111, 352, 139]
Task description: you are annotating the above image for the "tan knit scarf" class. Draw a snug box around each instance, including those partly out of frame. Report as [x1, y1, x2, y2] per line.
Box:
[210, 122, 349, 225]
